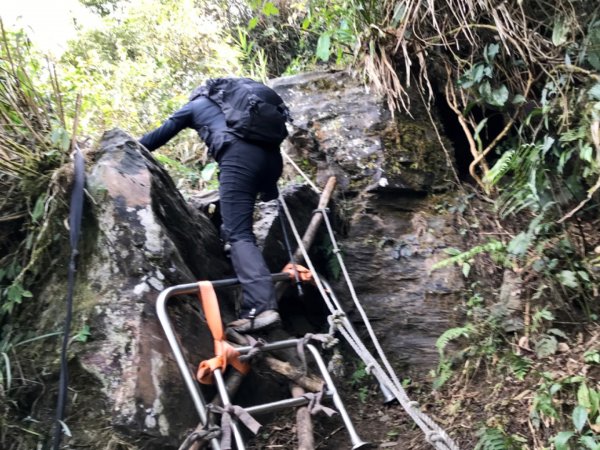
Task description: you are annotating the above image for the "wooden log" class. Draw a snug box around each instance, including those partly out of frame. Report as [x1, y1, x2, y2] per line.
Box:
[276, 176, 337, 300]
[224, 330, 324, 392]
[292, 384, 315, 450]
[292, 176, 337, 264]
[263, 356, 323, 392]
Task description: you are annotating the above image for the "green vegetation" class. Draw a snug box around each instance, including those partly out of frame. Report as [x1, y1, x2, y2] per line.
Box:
[1, 0, 599, 448]
[59, 0, 242, 163]
[0, 23, 73, 330]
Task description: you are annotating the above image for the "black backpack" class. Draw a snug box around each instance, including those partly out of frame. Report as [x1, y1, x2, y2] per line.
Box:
[191, 77, 291, 147]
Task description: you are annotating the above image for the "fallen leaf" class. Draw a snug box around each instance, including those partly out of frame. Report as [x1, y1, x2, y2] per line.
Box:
[513, 390, 532, 401]
[558, 342, 570, 353]
[518, 335, 530, 349]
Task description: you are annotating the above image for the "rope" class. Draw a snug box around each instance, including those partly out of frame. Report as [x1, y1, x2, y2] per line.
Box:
[278, 195, 460, 450]
[327, 349, 345, 377]
[207, 404, 261, 450]
[278, 199, 303, 297]
[302, 386, 337, 417]
[238, 336, 265, 363]
[178, 426, 221, 450]
[281, 150, 320, 193]
[296, 333, 337, 374]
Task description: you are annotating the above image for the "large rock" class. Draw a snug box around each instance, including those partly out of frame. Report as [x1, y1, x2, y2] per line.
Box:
[34, 129, 231, 448]
[271, 71, 455, 194]
[24, 131, 331, 449]
[337, 194, 464, 374]
[253, 184, 322, 271]
[271, 71, 464, 374]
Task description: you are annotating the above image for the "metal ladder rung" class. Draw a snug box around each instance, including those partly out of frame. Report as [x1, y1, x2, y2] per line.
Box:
[243, 391, 333, 415]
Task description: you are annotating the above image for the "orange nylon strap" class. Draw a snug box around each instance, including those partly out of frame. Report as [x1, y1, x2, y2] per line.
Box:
[282, 263, 313, 282]
[196, 281, 250, 385]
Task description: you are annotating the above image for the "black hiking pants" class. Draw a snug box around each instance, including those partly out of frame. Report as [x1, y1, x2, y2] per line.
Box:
[216, 139, 283, 319]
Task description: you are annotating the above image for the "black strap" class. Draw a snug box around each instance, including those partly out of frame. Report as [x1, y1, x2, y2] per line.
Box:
[52, 145, 85, 450]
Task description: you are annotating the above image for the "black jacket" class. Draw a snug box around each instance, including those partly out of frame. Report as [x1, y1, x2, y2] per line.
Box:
[139, 97, 235, 157]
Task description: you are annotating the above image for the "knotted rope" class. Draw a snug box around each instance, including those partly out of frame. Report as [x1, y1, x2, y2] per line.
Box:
[207, 404, 261, 450]
[178, 425, 221, 450]
[296, 333, 337, 374]
[238, 336, 266, 363]
[278, 193, 461, 450]
[302, 386, 337, 417]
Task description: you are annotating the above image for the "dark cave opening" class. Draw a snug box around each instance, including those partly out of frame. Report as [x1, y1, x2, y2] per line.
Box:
[434, 94, 507, 182]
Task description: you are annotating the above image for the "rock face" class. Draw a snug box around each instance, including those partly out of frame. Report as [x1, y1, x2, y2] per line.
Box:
[36, 129, 232, 448]
[253, 184, 322, 271]
[272, 71, 464, 374]
[271, 71, 455, 194]
[337, 194, 464, 374]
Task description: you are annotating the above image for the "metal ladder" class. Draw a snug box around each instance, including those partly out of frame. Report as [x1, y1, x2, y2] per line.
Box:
[156, 272, 369, 450]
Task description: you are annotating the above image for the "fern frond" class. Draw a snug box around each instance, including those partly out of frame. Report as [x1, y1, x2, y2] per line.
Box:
[507, 353, 533, 381]
[432, 240, 506, 270]
[474, 427, 510, 450]
[485, 149, 516, 186]
[436, 325, 474, 355]
[433, 359, 454, 389]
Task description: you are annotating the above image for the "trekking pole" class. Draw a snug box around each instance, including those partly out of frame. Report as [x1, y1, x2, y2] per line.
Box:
[278, 198, 303, 297]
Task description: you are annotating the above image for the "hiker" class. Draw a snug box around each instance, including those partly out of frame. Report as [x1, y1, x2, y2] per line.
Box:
[139, 78, 290, 333]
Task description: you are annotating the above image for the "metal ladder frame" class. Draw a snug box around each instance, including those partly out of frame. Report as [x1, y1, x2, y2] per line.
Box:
[156, 273, 369, 450]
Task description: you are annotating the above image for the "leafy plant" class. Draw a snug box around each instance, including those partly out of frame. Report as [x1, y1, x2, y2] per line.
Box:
[504, 353, 533, 381]
[584, 350, 600, 364]
[432, 325, 474, 389]
[474, 426, 526, 450]
[153, 153, 203, 190]
[0, 329, 62, 395]
[550, 381, 600, 450]
[432, 359, 454, 390]
[350, 362, 368, 385]
[534, 334, 559, 359]
[61, 0, 243, 143]
[530, 373, 563, 429]
[349, 362, 371, 403]
[293, 0, 361, 65]
[531, 371, 600, 449]
[0, 22, 75, 320]
[235, 26, 268, 82]
[436, 326, 474, 357]
[70, 324, 91, 344]
[432, 240, 509, 276]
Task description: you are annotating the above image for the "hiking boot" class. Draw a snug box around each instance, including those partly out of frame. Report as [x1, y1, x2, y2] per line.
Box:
[227, 310, 281, 333]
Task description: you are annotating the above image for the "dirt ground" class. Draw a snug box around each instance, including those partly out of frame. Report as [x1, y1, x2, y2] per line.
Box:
[244, 324, 600, 450]
[244, 364, 446, 450]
